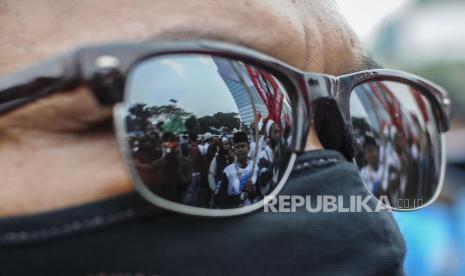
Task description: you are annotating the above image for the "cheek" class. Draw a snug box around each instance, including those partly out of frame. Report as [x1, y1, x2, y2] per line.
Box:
[0, 87, 112, 132]
[0, 129, 132, 216]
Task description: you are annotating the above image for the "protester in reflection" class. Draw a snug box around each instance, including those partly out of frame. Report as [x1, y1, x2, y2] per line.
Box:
[417, 132, 436, 199]
[200, 132, 213, 156]
[131, 131, 163, 188]
[248, 119, 267, 162]
[183, 132, 212, 207]
[208, 136, 235, 206]
[259, 119, 280, 163]
[208, 136, 235, 191]
[360, 136, 383, 194]
[131, 130, 162, 165]
[211, 136, 220, 156]
[152, 132, 193, 203]
[248, 124, 260, 161]
[205, 136, 218, 165]
[214, 132, 258, 208]
[391, 132, 408, 200]
[180, 134, 190, 158]
[282, 124, 292, 148]
[257, 119, 281, 196]
[187, 133, 203, 173]
[379, 126, 401, 195]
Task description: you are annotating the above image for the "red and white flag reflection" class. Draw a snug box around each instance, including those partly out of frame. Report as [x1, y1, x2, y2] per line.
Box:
[245, 65, 285, 129]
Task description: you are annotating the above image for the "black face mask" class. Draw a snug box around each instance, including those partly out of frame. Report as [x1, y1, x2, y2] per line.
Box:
[0, 150, 405, 276]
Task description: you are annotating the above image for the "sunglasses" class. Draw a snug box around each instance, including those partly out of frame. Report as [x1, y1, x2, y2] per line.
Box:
[0, 40, 451, 216]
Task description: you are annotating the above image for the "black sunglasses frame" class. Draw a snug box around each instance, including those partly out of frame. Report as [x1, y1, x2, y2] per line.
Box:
[0, 40, 450, 136]
[0, 40, 451, 216]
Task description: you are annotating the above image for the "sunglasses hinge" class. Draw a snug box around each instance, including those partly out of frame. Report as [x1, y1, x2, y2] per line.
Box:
[89, 55, 125, 105]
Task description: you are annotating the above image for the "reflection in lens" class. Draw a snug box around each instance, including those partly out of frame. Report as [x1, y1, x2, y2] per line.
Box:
[350, 81, 442, 209]
[123, 54, 293, 210]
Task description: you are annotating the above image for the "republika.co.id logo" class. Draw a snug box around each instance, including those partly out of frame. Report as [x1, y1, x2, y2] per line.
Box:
[263, 195, 423, 213]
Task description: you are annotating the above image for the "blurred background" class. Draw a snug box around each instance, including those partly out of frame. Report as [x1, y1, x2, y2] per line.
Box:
[336, 0, 465, 275]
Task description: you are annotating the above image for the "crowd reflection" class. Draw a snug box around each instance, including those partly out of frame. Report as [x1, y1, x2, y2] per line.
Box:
[128, 118, 291, 208]
[124, 54, 293, 209]
[351, 81, 440, 208]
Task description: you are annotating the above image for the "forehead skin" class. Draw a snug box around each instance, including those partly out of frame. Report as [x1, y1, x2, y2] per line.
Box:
[0, 0, 366, 216]
[0, 0, 365, 74]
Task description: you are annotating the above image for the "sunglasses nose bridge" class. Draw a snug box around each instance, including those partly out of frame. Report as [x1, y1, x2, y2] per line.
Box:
[291, 74, 338, 153]
[300, 74, 339, 118]
[302, 74, 338, 102]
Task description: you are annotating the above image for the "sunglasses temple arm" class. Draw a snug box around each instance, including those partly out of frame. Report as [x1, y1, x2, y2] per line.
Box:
[0, 55, 79, 115]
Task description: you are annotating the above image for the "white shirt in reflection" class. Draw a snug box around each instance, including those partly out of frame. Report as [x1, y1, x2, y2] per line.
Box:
[259, 145, 274, 164]
[223, 160, 258, 205]
[248, 136, 266, 161]
[360, 165, 383, 193]
[379, 142, 400, 190]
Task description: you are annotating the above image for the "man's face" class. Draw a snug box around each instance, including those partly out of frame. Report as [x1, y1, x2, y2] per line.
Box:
[162, 140, 179, 156]
[270, 125, 281, 143]
[0, 0, 367, 216]
[365, 145, 380, 168]
[233, 142, 249, 160]
[222, 140, 231, 151]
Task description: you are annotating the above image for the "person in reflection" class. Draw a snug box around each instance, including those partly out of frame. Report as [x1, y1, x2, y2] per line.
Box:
[131, 130, 163, 188]
[214, 131, 258, 208]
[249, 119, 267, 161]
[259, 119, 280, 163]
[390, 132, 408, 202]
[208, 136, 235, 194]
[186, 133, 203, 174]
[183, 133, 209, 207]
[360, 136, 383, 194]
[180, 134, 190, 158]
[208, 136, 220, 160]
[377, 126, 400, 195]
[257, 119, 280, 196]
[415, 132, 435, 199]
[200, 132, 214, 156]
[248, 124, 259, 161]
[131, 130, 163, 165]
[151, 132, 193, 203]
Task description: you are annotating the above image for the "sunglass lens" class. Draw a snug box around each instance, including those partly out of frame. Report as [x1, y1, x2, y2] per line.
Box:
[121, 54, 294, 211]
[349, 80, 443, 209]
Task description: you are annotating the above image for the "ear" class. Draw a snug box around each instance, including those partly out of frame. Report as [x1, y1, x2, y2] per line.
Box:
[312, 97, 356, 160]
